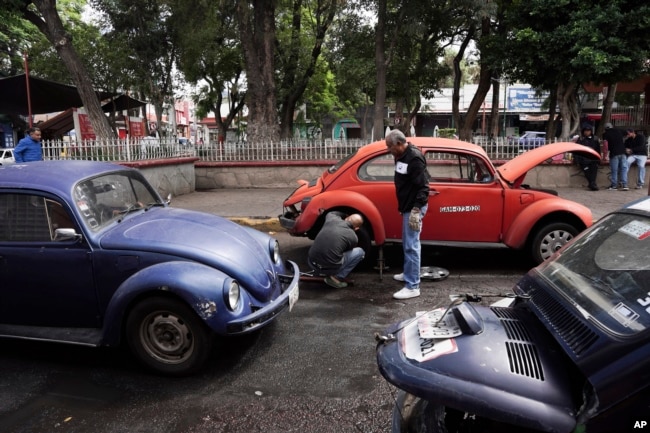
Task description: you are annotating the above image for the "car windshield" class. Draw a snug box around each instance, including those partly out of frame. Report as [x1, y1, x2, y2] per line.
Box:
[73, 171, 162, 231]
[537, 212, 650, 336]
[327, 148, 360, 174]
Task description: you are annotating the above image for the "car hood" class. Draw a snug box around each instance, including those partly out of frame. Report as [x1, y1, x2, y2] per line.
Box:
[99, 208, 276, 298]
[497, 142, 600, 183]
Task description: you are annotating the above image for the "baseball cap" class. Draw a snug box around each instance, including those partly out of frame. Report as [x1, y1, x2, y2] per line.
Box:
[604, 122, 613, 129]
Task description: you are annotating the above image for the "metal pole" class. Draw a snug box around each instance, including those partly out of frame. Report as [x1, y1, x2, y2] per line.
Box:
[23, 52, 33, 127]
[502, 82, 507, 137]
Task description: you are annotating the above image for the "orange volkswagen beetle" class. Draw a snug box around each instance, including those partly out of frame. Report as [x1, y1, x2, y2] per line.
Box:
[280, 138, 600, 264]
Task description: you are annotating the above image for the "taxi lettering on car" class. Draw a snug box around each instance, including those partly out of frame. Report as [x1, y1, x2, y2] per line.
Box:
[280, 137, 600, 264]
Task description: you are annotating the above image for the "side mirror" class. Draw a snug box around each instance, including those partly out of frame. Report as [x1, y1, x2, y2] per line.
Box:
[54, 228, 82, 242]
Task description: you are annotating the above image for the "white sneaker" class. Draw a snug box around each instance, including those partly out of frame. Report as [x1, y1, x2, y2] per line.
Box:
[393, 287, 420, 300]
[393, 273, 405, 282]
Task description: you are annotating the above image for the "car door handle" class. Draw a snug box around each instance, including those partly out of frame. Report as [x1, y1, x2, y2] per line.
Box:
[429, 190, 440, 196]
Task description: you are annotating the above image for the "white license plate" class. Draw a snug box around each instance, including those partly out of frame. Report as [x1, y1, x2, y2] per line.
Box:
[288, 285, 299, 312]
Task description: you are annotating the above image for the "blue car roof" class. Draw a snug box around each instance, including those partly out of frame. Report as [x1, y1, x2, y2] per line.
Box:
[0, 160, 130, 198]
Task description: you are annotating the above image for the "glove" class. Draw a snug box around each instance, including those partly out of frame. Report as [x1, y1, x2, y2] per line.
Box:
[408, 208, 421, 231]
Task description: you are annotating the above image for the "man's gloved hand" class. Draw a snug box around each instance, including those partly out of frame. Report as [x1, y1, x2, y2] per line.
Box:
[408, 207, 421, 231]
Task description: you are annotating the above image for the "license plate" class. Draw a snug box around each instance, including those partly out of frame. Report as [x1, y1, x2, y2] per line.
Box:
[288, 285, 299, 312]
[416, 309, 462, 339]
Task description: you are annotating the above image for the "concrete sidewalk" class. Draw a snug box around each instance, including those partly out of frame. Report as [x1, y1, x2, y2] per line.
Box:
[170, 185, 648, 230]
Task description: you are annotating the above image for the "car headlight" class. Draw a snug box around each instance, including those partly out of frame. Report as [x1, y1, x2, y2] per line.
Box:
[224, 280, 240, 310]
[270, 239, 280, 263]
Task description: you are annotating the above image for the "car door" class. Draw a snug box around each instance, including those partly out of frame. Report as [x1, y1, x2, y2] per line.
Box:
[0, 192, 100, 327]
[421, 151, 505, 243]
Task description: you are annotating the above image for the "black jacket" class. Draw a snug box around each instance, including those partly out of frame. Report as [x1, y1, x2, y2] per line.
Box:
[394, 144, 430, 213]
[603, 128, 626, 157]
[625, 133, 647, 156]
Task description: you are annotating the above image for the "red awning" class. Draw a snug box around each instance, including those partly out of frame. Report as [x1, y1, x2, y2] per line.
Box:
[585, 113, 631, 121]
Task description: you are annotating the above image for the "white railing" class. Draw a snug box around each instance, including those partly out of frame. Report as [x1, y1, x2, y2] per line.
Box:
[42, 137, 195, 162]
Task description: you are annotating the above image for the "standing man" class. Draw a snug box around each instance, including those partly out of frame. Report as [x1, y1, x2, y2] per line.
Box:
[14, 127, 43, 163]
[624, 129, 647, 189]
[386, 129, 429, 300]
[602, 122, 628, 190]
[575, 124, 600, 191]
[307, 211, 365, 288]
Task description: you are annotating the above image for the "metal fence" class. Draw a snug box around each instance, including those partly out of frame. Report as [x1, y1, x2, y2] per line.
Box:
[42, 137, 537, 163]
[42, 137, 195, 162]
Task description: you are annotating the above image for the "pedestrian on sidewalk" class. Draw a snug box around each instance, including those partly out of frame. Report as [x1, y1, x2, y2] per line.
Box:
[575, 124, 601, 191]
[385, 129, 429, 300]
[602, 122, 628, 190]
[307, 211, 365, 288]
[14, 127, 43, 163]
[624, 129, 647, 189]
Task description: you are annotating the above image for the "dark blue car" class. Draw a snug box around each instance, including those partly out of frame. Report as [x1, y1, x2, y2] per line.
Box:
[377, 197, 650, 432]
[0, 161, 299, 375]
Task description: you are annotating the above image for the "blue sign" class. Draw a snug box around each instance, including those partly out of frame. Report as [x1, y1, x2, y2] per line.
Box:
[508, 87, 549, 111]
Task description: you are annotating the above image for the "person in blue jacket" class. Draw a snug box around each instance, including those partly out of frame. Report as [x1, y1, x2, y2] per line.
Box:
[14, 127, 43, 162]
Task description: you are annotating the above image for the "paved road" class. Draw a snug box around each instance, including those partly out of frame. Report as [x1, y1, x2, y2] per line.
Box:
[0, 185, 646, 433]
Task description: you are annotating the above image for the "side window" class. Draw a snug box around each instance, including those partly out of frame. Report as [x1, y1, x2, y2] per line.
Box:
[425, 152, 493, 183]
[0, 194, 53, 242]
[358, 153, 395, 181]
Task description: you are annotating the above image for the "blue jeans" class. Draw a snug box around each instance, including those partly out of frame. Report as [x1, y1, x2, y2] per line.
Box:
[334, 247, 365, 279]
[627, 154, 647, 186]
[609, 154, 629, 188]
[401, 205, 427, 290]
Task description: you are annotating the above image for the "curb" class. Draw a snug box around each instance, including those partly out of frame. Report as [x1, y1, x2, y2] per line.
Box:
[228, 217, 284, 233]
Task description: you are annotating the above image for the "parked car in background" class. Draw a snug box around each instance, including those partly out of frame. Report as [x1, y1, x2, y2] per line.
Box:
[0, 148, 14, 166]
[0, 161, 299, 375]
[517, 131, 547, 150]
[280, 138, 599, 265]
[376, 196, 650, 433]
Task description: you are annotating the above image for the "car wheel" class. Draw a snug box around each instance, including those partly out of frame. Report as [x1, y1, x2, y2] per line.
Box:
[392, 391, 540, 433]
[530, 222, 578, 264]
[126, 297, 213, 376]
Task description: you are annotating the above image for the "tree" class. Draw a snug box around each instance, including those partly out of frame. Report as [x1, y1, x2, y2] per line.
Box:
[172, 0, 245, 142]
[275, 0, 341, 139]
[7, 0, 115, 139]
[236, 0, 279, 143]
[503, 0, 650, 139]
[92, 0, 178, 137]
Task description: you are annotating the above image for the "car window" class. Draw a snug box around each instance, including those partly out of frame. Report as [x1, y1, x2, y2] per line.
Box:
[358, 154, 395, 181]
[425, 151, 493, 183]
[74, 172, 162, 231]
[0, 193, 73, 242]
[538, 213, 650, 336]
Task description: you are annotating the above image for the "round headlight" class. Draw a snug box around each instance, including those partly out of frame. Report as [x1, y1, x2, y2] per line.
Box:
[270, 239, 280, 263]
[225, 280, 240, 310]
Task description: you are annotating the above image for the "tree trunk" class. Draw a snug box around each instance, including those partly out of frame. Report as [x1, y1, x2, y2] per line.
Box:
[237, 0, 279, 143]
[598, 83, 618, 137]
[490, 81, 500, 138]
[556, 81, 578, 139]
[373, 0, 388, 141]
[27, 0, 115, 140]
[546, 88, 558, 140]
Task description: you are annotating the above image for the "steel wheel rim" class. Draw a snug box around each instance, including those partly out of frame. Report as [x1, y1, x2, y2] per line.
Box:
[139, 310, 194, 364]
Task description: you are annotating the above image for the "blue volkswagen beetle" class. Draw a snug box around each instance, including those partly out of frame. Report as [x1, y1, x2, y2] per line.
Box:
[377, 197, 650, 432]
[0, 161, 299, 375]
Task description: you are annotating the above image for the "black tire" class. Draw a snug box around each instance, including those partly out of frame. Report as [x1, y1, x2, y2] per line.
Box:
[530, 222, 578, 264]
[126, 297, 213, 376]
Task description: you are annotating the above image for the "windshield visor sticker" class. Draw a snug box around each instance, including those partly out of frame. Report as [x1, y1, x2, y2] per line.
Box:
[618, 220, 650, 240]
[610, 302, 641, 328]
[628, 200, 650, 213]
[400, 312, 459, 363]
[439, 205, 480, 213]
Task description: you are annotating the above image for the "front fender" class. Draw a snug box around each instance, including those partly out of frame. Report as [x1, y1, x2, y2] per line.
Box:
[101, 261, 231, 345]
[502, 198, 592, 249]
[295, 190, 387, 244]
